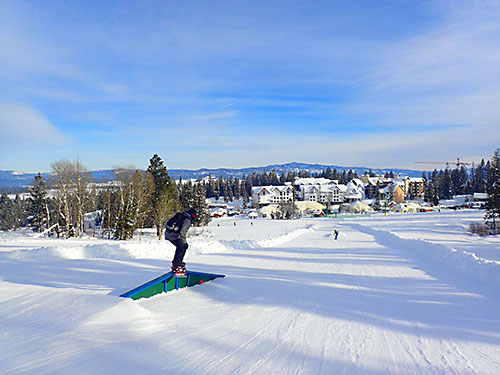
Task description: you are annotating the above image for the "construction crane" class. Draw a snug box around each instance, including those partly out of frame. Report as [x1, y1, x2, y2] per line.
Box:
[415, 158, 472, 169]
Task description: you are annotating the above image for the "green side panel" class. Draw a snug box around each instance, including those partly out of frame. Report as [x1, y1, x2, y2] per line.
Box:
[128, 273, 222, 300]
[177, 277, 188, 289]
[165, 276, 189, 291]
[166, 277, 177, 292]
[131, 282, 165, 300]
[188, 274, 216, 287]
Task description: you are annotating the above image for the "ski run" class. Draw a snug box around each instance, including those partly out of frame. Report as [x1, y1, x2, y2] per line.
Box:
[1, 210, 500, 374]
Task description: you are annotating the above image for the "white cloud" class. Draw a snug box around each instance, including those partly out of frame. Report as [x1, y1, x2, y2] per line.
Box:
[354, 0, 500, 129]
[0, 102, 69, 146]
[189, 111, 237, 122]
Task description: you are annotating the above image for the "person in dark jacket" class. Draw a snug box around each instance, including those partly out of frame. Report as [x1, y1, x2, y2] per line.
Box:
[165, 208, 197, 273]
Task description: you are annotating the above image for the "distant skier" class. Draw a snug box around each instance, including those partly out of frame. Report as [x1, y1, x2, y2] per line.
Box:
[165, 208, 197, 276]
[334, 229, 339, 240]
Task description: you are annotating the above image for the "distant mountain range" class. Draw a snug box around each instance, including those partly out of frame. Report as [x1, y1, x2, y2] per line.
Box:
[0, 162, 424, 190]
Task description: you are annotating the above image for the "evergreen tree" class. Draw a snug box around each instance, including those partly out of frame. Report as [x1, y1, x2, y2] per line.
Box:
[473, 160, 486, 193]
[485, 149, 500, 234]
[233, 177, 241, 200]
[260, 171, 269, 185]
[279, 172, 287, 184]
[347, 169, 354, 181]
[180, 180, 195, 211]
[436, 169, 453, 200]
[324, 167, 334, 179]
[193, 182, 211, 225]
[340, 171, 347, 184]
[424, 181, 439, 205]
[224, 180, 233, 202]
[147, 154, 180, 239]
[13, 194, 26, 229]
[28, 173, 49, 232]
[269, 169, 280, 185]
[244, 175, 253, 196]
[0, 195, 16, 231]
[241, 181, 249, 208]
[286, 171, 296, 183]
[206, 175, 215, 198]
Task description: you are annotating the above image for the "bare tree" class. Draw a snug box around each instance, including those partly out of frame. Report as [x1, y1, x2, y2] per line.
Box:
[113, 167, 138, 240]
[100, 183, 114, 239]
[51, 160, 76, 238]
[75, 159, 92, 236]
[133, 170, 154, 240]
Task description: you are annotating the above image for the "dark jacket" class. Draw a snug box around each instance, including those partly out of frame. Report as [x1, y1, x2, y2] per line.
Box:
[165, 211, 193, 243]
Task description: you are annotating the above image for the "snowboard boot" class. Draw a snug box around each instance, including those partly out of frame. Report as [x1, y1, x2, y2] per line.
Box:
[172, 264, 187, 277]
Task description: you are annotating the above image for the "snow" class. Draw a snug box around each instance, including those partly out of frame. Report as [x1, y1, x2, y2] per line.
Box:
[1, 212, 500, 374]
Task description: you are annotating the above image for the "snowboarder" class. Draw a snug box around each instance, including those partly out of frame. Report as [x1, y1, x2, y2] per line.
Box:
[334, 229, 339, 240]
[165, 208, 197, 276]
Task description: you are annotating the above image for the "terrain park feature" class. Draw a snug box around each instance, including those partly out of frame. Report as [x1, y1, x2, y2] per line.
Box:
[120, 270, 226, 300]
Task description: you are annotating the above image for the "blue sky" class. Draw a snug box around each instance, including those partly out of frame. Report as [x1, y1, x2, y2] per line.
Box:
[1, 0, 499, 172]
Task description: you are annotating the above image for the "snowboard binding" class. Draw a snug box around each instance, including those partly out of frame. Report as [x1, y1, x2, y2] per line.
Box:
[172, 264, 187, 277]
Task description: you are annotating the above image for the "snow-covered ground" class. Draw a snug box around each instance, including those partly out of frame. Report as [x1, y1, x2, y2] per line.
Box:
[1, 211, 500, 374]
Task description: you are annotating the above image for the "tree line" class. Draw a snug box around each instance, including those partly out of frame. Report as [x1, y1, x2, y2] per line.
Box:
[1, 150, 499, 236]
[0, 154, 210, 239]
[202, 167, 360, 204]
[422, 161, 490, 204]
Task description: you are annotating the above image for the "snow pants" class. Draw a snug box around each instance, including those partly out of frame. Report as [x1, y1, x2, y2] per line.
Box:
[170, 238, 188, 269]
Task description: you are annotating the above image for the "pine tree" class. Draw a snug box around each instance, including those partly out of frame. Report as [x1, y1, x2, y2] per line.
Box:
[193, 183, 211, 225]
[241, 181, 249, 208]
[13, 194, 26, 229]
[440, 169, 454, 199]
[424, 181, 439, 205]
[28, 173, 49, 232]
[485, 149, 500, 234]
[260, 171, 269, 185]
[180, 180, 195, 211]
[206, 175, 215, 198]
[279, 172, 287, 184]
[269, 169, 280, 185]
[0, 195, 16, 231]
[340, 171, 347, 184]
[233, 177, 241, 200]
[473, 160, 486, 193]
[147, 154, 179, 239]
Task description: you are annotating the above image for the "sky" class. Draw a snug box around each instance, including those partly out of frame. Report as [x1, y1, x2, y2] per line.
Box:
[0, 0, 499, 173]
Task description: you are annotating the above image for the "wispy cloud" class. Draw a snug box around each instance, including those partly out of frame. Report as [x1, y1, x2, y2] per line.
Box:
[351, 0, 500, 128]
[0, 102, 69, 146]
[0, 0, 499, 171]
[189, 111, 237, 122]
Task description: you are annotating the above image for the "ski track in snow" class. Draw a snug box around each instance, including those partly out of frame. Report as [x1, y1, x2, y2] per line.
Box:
[1, 213, 500, 374]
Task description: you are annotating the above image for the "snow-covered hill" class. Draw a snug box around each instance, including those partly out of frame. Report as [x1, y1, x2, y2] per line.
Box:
[1, 211, 499, 374]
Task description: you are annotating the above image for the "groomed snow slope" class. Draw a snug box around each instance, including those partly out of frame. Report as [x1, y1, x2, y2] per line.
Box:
[1, 212, 500, 374]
